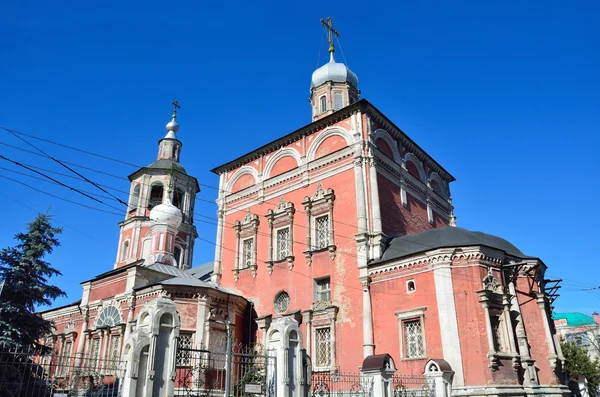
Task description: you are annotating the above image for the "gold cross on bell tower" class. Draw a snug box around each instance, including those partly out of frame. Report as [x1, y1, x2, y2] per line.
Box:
[171, 100, 181, 119]
[320, 17, 339, 54]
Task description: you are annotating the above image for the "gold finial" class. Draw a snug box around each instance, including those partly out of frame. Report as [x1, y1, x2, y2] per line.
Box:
[320, 17, 339, 54]
[171, 100, 181, 119]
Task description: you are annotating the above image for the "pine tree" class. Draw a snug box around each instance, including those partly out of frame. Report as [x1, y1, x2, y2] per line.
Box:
[562, 340, 600, 396]
[0, 213, 66, 348]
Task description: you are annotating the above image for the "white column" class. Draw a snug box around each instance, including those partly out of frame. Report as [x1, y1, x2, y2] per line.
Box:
[368, 157, 384, 260]
[432, 261, 464, 386]
[124, 295, 136, 343]
[361, 277, 375, 358]
[353, 156, 368, 238]
[196, 298, 208, 348]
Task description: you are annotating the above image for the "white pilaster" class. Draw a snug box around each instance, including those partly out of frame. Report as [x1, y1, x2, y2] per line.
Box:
[433, 261, 464, 386]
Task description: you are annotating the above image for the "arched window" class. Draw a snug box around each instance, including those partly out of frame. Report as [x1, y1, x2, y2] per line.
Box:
[334, 92, 343, 110]
[121, 240, 129, 262]
[141, 238, 151, 261]
[173, 188, 184, 210]
[320, 95, 327, 113]
[96, 305, 122, 328]
[149, 183, 164, 208]
[174, 245, 183, 267]
[130, 184, 141, 211]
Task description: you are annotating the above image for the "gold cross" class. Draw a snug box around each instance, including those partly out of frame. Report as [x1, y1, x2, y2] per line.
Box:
[320, 17, 339, 54]
[171, 100, 181, 119]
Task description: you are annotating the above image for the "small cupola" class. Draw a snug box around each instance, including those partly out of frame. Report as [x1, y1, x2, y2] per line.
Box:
[157, 100, 183, 162]
[309, 18, 360, 121]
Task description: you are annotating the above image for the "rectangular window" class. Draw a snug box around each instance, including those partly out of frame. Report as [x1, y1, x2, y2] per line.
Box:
[176, 333, 194, 366]
[276, 227, 290, 260]
[90, 338, 101, 369]
[59, 341, 73, 373]
[315, 215, 329, 249]
[490, 312, 508, 352]
[320, 96, 327, 113]
[334, 92, 343, 110]
[315, 327, 331, 367]
[404, 320, 424, 358]
[242, 238, 254, 268]
[107, 335, 121, 370]
[316, 278, 331, 302]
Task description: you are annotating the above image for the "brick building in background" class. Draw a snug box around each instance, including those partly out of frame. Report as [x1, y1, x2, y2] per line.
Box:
[39, 24, 569, 397]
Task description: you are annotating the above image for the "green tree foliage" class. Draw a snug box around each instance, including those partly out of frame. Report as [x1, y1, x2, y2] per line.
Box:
[562, 340, 600, 396]
[0, 213, 66, 348]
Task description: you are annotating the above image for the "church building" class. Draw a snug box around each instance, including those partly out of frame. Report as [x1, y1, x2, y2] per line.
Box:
[40, 19, 569, 397]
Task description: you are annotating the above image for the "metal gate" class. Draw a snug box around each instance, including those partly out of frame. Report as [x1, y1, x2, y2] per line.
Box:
[175, 345, 276, 397]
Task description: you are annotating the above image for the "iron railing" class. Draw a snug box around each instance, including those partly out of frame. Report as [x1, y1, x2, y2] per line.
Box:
[175, 347, 276, 397]
[0, 345, 126, 397]
[311, 372, 374, 397]
[392, 374, 435, 397]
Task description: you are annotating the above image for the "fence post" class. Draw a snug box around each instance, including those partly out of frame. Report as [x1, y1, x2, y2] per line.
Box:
[423, 360, 454, 397]
[361, 354, 396, 397]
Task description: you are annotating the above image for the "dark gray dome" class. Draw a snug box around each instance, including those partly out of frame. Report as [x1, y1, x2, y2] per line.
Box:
[147, 159, 187, 174]
[379, 227, 533, 263]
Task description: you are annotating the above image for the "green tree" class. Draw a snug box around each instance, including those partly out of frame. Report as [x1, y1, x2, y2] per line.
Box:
[562, 340, 600, 396]
[0, 213, 66, 348]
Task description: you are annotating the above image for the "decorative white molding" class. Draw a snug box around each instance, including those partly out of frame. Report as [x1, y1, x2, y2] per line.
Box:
[263, 148, 302, 179]
[306, 126, 354, 162]
[404, 152, 427, 184]
[371, 129, 402, 163]
[225, 165, 260, 193]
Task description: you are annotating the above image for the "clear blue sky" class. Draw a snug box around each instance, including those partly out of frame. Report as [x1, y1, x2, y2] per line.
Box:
[1, 1, 598, 313]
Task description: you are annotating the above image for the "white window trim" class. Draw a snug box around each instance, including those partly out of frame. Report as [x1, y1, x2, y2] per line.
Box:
[395, 307, 427, 360]
[406, 279, 416, 293]
[319, 95, 327, 113]
[315, 277, 331, 303]
[241, 237, 255, 270]
[312, 325, 335, 372]
[302, 184, 336, 264]
[233, 211, 260, 280]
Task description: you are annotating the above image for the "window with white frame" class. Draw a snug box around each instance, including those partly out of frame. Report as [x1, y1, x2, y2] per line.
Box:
[107, 334, 121, 370]
[315, 327, 331, 367]
[242, 237, 254, 269]
[396, 307, 427, 360]
[404, 320, 425, 358]
[276, 227, 290, 260]
[302, 184, 336, 264]
[316, 278, 331, 302]
[315, 215, 330, 249]
[120, 240, 129, 262]
[265, 198, 295, 272]
[90, 338, 101, 369]
[334, 92, 343, 110]
[233, 211, 259, 280]
[406, 280, 416, 292]
[320, 95, 327, 113]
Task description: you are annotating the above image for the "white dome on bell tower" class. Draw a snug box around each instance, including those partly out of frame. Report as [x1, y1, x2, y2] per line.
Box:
[309, 17, 360, 121]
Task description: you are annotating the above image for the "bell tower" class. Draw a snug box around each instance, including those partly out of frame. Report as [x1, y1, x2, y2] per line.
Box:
[115, 101, 199, 269]
[309, 17, 360, 121]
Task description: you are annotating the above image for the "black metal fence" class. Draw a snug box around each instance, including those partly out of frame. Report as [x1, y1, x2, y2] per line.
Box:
[175, 347, 276, 397]
[311, 372, 373, 397]
[392, 374, 435, 397]
[0, 346, 126, 397]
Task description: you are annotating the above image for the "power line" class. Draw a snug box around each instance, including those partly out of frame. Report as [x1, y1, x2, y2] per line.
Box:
[0, 126, 568, 269]
[0, 175, 122, 216]
[0, 127, 140, 168]
[2, 129, 128, 207]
